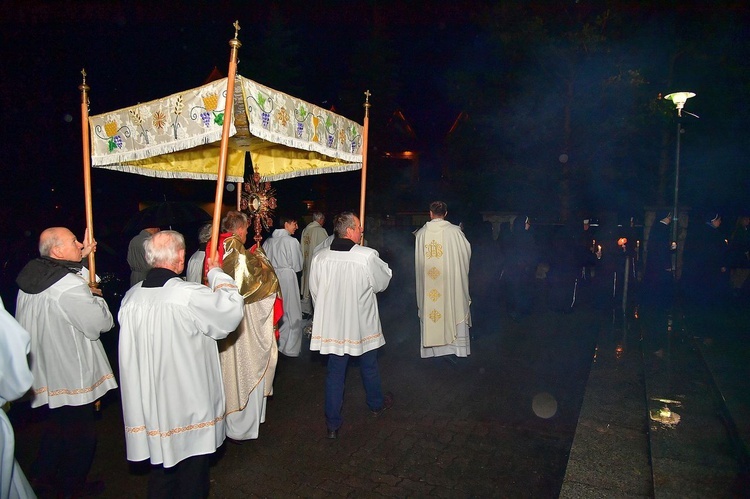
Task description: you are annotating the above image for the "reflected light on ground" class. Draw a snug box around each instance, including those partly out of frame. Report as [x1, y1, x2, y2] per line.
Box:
[532, 392, 558, 419]
[615, 344, 625, 360]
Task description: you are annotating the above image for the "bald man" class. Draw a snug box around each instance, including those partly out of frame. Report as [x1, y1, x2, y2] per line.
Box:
[15, 227, 116, 497]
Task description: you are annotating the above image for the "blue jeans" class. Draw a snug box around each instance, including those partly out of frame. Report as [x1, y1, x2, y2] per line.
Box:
[325, 349, 383, 431]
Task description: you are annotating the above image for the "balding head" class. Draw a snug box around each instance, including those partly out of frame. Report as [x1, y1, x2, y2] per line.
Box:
[39, 227, 64, 256]
[145, 230, 186, 273]
[39, 227, 83, 262]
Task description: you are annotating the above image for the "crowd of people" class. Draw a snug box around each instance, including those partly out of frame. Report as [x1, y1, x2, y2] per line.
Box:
[3, 202, 746, 497]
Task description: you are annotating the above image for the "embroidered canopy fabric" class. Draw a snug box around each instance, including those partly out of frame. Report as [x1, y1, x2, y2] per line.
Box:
[90, 77, 364, 182]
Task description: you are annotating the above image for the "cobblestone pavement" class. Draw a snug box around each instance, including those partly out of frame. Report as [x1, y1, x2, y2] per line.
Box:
[13, 275, 607, 498]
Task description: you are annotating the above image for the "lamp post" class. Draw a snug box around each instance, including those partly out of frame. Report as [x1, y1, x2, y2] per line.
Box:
[663, 91, 696, 277]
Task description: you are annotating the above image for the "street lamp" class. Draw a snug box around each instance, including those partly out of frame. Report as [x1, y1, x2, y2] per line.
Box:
[663, 91, 697, 276]
[664, 92, 696, 118]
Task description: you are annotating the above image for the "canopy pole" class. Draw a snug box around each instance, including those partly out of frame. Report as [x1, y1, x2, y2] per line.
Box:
[79, 69, 96, 287]
[209, 21, 242, 262]
[236, 182, 242, 210]
[358, 90, 371, 243]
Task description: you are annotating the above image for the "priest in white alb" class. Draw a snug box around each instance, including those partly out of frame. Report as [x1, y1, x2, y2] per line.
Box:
[263, 215, 303, 357]
[414, 201, 472, 358]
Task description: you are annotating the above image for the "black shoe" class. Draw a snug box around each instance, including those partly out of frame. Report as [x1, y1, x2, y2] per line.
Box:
[326, 428, 338, 439]
[371, 391, 394, 417]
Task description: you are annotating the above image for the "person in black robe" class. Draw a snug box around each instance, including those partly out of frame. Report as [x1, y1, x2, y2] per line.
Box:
[502, 215, 538, 319]
[682, 213, 729, 308]
[643, 212, 675, 310]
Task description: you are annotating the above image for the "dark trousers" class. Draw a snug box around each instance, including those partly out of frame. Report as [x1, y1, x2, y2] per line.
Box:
[33, 403, 97, 494]
[148, 454, 211, 499]
[325, 349, 383, 431]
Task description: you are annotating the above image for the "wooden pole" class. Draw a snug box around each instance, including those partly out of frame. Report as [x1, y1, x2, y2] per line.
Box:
[358, 90, 371, 243]
[79, 69, 96, 286]
[208, 21, 242, 262]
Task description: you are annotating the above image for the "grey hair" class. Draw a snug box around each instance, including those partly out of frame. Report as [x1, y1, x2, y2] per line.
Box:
[222, 211, 248, 232]
[197, 223, 212, 243]
[312, 212, 325, 222]
[145, 230, 185, 267]
[38, 229, 62, 256]
[333, 212, 357, 238]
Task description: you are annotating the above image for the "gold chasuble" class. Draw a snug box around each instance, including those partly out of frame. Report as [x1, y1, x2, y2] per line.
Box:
[219, 236, 281, 417]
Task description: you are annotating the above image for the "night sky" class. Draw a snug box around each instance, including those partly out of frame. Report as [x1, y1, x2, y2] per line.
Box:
[1, 1, 749, 269]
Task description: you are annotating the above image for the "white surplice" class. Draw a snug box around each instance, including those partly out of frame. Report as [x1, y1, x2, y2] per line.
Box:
[309, 243, 392, 356]
[16, 271, 117, 409]
[118, 268, 244, 468]
[414, 219, 472, 358]
[262, 229, 303, 356]
[0, 297, 35, 499]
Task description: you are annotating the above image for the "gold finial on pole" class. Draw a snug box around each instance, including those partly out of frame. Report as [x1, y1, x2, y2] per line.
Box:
[230, 20, 242, 50]
[363, 90, 371, 115]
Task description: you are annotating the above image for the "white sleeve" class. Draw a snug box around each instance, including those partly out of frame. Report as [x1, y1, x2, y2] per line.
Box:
[58, 281, 114, 340]
[0, 298, 33, 402]
[188, 268, 244, 340]
[368, 252, 392, 294]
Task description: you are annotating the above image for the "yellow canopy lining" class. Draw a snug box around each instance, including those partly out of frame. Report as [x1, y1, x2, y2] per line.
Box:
[89, 76, 363, 182]
[95, 144, 246, 182]
[248, 138, 362, 181]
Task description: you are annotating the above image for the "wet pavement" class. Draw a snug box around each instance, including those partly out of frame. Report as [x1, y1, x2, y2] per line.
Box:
[561, 296, 750, 498]
[10, 272, 750, 497]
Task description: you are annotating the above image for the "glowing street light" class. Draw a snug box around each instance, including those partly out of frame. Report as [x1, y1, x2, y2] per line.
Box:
[664, 92, 696, 117]
[663, 91, 697, 277]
